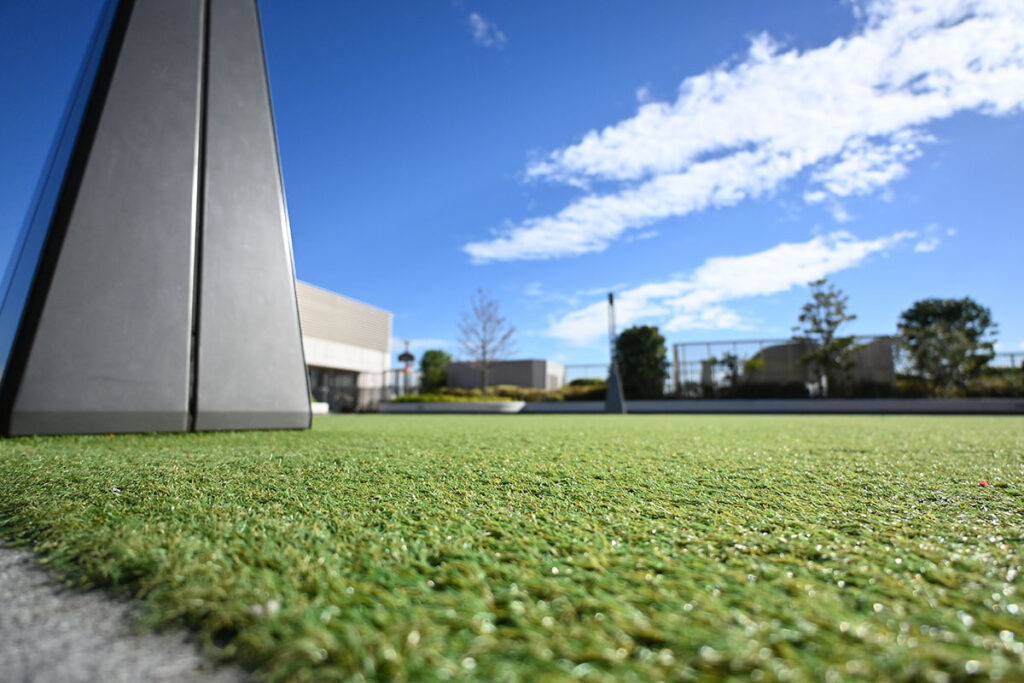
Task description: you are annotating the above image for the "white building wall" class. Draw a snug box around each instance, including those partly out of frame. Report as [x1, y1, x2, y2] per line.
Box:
[296, 281, 392, 409]
[302, 336, 390, 379]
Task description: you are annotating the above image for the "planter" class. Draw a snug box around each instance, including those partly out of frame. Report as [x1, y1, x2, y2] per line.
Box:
[380, 400, 526, 414]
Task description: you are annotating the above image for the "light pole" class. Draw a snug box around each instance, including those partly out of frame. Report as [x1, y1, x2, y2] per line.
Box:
[605, 293, 626, 414]
[398, 341, 415, 397]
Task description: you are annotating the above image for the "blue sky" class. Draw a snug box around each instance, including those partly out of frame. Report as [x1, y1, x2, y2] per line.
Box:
[1, 0, 1021, 368]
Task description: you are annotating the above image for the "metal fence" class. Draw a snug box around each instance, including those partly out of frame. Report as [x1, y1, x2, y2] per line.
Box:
[332, 346, 1021, 412]
[992, 352, 1023, 369]
[669, 338, 1021, 397]
[564, 364, 607, 384]
[385, 368, 422, 399]
[669, 335, 895, 395]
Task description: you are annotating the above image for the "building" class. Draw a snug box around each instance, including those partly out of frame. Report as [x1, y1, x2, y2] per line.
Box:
[448, 359, 565, 391]
[744, 337, 896, 391]
[742, 341, 815, 385]
[296, 281, 391, 412]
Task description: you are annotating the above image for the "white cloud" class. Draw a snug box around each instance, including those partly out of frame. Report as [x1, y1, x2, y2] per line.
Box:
[808, 130, 931, 198]
[844, 0, 867, 21]
[467, 146, 807, 262]
[524, 281, 543, 297]
[635, 85, 653, 103]
[547, 230, 912, 345]
[625, 229, 659, 243]
[913, 221, 952, 252]
[830, 203, 852, 223]
[465, 0, 1024, 262]
[468, 13, 507, 49]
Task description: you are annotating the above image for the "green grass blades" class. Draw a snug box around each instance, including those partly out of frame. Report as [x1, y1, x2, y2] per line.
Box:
[1, 415, 1022, 681]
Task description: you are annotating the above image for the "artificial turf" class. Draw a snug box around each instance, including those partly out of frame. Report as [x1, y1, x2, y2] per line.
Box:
[0, 415, 1022, 681]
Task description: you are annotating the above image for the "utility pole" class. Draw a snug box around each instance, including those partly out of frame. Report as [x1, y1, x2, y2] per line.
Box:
[605, 293, 627, 414]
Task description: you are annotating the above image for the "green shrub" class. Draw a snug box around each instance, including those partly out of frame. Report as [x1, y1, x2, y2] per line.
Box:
[437, 387, 484, 398]
[568, 377, 604, 387]
[726, 381, 810, 399]
[894, 374, 1024, 398]
[965, 375, 1024, 398]
[896, 376, 932, 398]
[559, 382, 607, 401]
[489, 385, 550, 402]
[830, 380, 897, 398]
[414, 381, 610, 403]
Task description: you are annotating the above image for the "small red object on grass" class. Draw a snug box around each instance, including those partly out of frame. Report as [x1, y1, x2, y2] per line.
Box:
[980, 480, 987, 487]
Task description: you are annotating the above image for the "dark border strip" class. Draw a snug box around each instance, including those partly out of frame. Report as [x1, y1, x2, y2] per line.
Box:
[0, 0, 136, 435]
[517, 398, 1024, 415]
[187, 0, 211, 433]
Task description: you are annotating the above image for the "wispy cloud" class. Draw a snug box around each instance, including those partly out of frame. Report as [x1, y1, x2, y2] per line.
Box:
[523, 281, 628, 309]
[465, 0, 1024, 262]
[547, 230, 912, 345]
[808, 130, 931, 198]
[913, 222, 951, 252]
[625, 229, 659, 243]
[468, 13, 507, 49]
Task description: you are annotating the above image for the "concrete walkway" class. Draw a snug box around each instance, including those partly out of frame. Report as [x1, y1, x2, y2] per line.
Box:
[0, 543, 249, 683]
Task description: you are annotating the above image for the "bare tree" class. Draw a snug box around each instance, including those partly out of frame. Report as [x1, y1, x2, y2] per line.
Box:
[457, 289, 515, 393]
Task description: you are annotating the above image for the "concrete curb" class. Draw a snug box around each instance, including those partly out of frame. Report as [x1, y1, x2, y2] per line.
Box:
[521, 398, 1024, 414]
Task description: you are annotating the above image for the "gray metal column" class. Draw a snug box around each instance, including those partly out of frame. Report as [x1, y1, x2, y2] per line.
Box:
[1, 0, 203, 435]
[0, 0, 311, 435]
[193, 0, 310, 430]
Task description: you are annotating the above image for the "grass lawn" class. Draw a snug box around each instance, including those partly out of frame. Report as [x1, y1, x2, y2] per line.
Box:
[1, 415, 1022, 681]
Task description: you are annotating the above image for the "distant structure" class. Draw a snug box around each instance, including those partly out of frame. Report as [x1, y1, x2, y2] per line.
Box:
[676, 335, 897, 397]
[296, 282, 392, 413]
[0, 0, 310, 435]
[743, 338, 896, 390]
[605, 293, 626, 413]
[447, 360, 565, 391]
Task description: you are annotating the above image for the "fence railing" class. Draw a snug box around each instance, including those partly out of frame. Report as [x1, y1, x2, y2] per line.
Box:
[670, 335, 895, 395]
[564, 364, 607, 384]
[992, 352, 1022, 369]
[327, 346, 1021, 412]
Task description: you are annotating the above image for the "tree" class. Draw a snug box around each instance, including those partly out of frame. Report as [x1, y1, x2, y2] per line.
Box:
[419, 349, 451, 393]
[615, 325, 669, 399]
[716, 352, 741, 390]
[793, 278, 857, 397]
[457, 289, 515, 393]
[898, 297, 997, 394]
